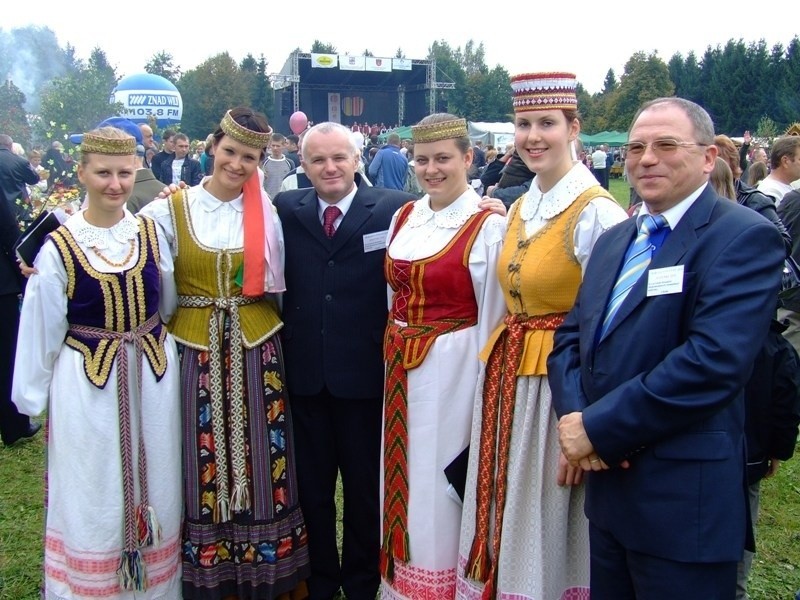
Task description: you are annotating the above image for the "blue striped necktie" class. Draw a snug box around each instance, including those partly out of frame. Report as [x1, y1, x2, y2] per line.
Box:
[601, 214, 669, 337]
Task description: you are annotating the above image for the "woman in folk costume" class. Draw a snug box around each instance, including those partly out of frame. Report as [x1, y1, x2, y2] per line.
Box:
[140, 108, 309, 600]
[455, 74, 627, 600]
[380, 114, 506, 599]
[12, 126, 182, 599]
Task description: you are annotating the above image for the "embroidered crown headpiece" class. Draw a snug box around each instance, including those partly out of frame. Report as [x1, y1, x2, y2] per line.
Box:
[411, 118, 468, 144]
[80, 132, 137, 155]
[511, 72, 578, 112]
[220, 110, 272, 148]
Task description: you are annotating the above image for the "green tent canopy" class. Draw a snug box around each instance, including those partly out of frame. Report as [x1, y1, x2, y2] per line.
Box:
[377, 126, 414, 142]
[580, 131, 628, 146]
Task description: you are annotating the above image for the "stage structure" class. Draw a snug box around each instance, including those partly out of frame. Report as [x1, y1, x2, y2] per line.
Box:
[269, 51, 455, 133]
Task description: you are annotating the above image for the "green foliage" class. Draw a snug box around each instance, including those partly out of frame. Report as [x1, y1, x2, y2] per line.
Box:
[310, 40, 337, 54]
[177, 53, 251, 139]
[606, 52, 675, 132]
[756, 115, 779, 141]
[240, 54, 274, 123]
[36, 47, 123, 143]
[144, 51, 182, 82]
[0, 81, 31, 148]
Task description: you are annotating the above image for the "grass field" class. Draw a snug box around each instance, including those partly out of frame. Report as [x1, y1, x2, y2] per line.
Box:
[1, 423, 798, 599]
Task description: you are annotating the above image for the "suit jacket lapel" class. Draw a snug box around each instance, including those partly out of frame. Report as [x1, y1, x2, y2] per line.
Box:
[296, 188, 330, 247]
[600, 187, 716, 341]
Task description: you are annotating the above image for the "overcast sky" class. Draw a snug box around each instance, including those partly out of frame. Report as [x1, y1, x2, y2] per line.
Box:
[5, 2, 797, 95]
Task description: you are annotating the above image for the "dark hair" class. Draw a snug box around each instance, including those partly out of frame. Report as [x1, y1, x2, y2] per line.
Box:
[212, 106, 272, 160]
[747, 161, 769, 186]
[162, 128, 177, 141]
[770, 136, 800, 170]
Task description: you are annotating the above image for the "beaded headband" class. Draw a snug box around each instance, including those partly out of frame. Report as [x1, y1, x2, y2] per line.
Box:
[220, 110, 272, 148]
[412, 118, 468, 144]
[511, 72, 578, 112]
[80, 133, 137, 155]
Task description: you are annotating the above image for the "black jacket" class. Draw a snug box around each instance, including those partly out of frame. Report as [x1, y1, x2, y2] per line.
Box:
[736, 179, 792, 256]
[157, 155, 203, 187]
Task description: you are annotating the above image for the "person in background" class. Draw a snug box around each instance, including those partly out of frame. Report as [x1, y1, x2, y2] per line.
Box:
[549, 97, 784, 600]
[263, 132, 295, 200]
[458, 72, 626, 600]
[0, 133, 40, 447]
[200, 134, 215, 176]
[368, 132, 408, 191]
[12, 126, 182, 598]
[141, 107, 310, 599]
[747, 161, 769, 187]
[157, 133, 202, 187]
[127, 144, 166, 214]
[759, 136, 800, 205]
[285, 134, 301, 168]
[380, 114, 506, 599]
[710, 156, 736, 200]
[151, 129, 177, 185]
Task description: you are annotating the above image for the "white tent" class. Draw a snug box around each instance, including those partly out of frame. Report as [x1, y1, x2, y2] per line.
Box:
[468, 122, 515, 149]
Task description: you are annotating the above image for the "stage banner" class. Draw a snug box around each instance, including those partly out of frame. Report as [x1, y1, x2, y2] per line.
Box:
[366, 57, 392, 73]
[311, 53, 338, 68]
[342, 96, 365, 117]
[339, 55, 366, 71]
[328, 93, 341, 123]
[393, 58, 412, 71]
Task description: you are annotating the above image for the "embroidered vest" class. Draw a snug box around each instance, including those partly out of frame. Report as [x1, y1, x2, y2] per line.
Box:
[167, 190, 282, 349]
[480, 186, 612, 375]
[50, 216, 168, 388]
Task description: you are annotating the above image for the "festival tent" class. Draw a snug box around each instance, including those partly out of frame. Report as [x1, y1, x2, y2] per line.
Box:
[581, 131, 628, 146]
[468, 122, 515, 149]
[377, 126, 413, 141]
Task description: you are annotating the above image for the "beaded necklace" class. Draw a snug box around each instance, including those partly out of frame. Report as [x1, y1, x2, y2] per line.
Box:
[91, 239, 136, 268]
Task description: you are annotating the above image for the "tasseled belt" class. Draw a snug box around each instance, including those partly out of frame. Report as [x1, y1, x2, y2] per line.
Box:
[177, 293, 261, 523]
[68, 312, 164, 592]
[380, 316, 476, 582]
[464, 311, 566, 600]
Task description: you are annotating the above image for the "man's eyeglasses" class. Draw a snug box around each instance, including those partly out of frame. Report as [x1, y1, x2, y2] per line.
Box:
[624, 139, 708, 156]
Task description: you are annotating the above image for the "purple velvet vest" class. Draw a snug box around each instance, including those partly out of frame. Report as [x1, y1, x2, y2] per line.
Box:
[48, 216, 168, 388]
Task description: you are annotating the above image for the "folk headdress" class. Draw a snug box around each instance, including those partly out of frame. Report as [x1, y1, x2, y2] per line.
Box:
[217, 110, 284, 298]
[411, 117, 468, 144]
[80, 132, 137, 155]
[510, 72, 578, 112]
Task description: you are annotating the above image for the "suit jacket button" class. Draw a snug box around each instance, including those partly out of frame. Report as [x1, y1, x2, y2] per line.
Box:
[325, 294, 332, 301]
[328, 260, 335, 267]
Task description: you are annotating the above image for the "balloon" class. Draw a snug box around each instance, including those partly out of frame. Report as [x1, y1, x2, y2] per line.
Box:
[289, 111, 309, 134]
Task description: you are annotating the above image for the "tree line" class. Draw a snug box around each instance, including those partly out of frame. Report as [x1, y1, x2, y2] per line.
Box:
[1, 27, 798, 150]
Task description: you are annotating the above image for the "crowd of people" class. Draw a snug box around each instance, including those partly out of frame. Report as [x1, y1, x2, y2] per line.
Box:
[1, 67, 800, 600]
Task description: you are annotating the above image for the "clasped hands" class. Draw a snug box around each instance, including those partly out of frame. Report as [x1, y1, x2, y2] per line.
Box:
[558, 412, 629, 472]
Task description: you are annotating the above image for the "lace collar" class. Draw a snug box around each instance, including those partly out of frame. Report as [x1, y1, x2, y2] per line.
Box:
[520, 162, 600, 221]
[66, 210, 139, 249]
[405, 188, 482, 229]
[195, 182, 244, 213]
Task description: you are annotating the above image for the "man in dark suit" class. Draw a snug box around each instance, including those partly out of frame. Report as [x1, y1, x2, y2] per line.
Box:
[126, 145, 166, 214]
[547, 98, 785, 600]
[0, 133, 41, 446]
[273, 122, 413, 600]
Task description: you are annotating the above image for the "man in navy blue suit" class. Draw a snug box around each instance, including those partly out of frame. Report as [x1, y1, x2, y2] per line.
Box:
[273, 122, 413, 600]
[548, 98, 785, 600]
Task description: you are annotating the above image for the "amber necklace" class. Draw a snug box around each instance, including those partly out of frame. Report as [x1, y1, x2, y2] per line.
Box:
[91, 239, 136, 268]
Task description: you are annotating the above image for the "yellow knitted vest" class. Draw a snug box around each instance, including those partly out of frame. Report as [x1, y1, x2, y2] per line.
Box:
[480, 186, 610, 375]
[167, 190, 282, 350]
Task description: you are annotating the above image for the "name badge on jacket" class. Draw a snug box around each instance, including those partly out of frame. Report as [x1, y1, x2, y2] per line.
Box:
[363, 230, 389, 253]
[647, 265, 684, 296]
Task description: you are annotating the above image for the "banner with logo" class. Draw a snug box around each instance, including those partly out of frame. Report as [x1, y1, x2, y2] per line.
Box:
[339, 55, 366, 71]
[311, 53, 338, 68]
[393, 58, 412, 71]
[328, 93, 341, 123]
[342, 96, 365, 117]
[366, 57, 392, 73]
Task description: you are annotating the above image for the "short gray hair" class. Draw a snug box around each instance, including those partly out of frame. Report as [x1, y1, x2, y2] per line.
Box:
[301, 122, 359, 156]
[630, 97, 715, 145]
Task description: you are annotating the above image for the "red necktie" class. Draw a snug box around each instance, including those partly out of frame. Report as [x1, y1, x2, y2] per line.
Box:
[323, 205, 341, 238]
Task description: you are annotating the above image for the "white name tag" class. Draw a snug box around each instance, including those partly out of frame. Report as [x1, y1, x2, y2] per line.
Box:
[647, 265, 684, 296]
[363, 230, 388, 253]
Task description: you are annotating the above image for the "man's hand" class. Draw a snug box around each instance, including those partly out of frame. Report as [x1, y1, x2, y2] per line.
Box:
[557, 451, 584, 486]
[743, 130, 752, 145]
[558, 412, 595, 465]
